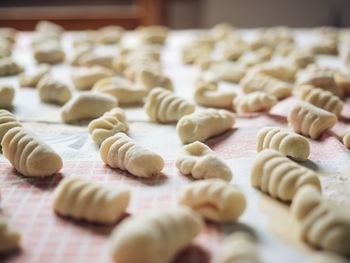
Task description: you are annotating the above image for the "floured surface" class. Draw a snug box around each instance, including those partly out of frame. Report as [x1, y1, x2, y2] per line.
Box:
[0, 30, 350, 263]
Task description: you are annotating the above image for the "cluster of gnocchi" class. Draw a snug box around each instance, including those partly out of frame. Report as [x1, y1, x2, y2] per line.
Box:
[0, 21, 349, 262]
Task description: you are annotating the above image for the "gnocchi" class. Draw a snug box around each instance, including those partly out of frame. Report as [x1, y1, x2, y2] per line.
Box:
[0, 84, 15, 109]
[19, 64, 50, 87]
[0, 110, 22, 143]
[0, 217, 21, 254]
[137, 25, 169, 45]
[37, 75, 72, 105]
[0, 57, 23, 76]
[343, 129, 350, 150]
[33, 41, 65, 64]
[71, 66, 114, 91]
[135, 69, 173, 92]
[233, 91, 277, 113]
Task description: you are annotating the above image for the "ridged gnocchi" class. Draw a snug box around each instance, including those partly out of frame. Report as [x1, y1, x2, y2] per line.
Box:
[176, 141, 232, 181]
[135, 69, 173, 92]
[37, 75, 72, 105]
[0, 57, 23, 76]
[178, 179, 245, 222]
[211, 232, 260, 263]
[291, 185, 350, 256]
[0, 110, 22, 143]
[209, 61, 246, 83]
[288, 101, 337, 139]
[257, 127, 310, 161]
[177, 108, 235, 144]
[296, 85, 343, 117]
[0, 217, 21, 254]
[110, 207, 203, 263]
[61, 92, 117, 123]
[233, 91, 277, 113]
[249, 62, 296, 82]
[144, 87, 195, 123]
[71, 66, 114, 91]
[52, 177, 130, 224]
[1, 127, 63, 177]
[33, 41, 65, 64]
[19, 64, 50, 87]
[240, 73, 292, 99]
[100, 133, 164, 177]
[93, 76, 146, 105]
[343, 129, 350, 150]
[194, 79, 236, 108]
[287, 48, 315, 69]
[0, 84, 15, 109]
[251, 149, 321, 201]
[88, 108, 128, 146]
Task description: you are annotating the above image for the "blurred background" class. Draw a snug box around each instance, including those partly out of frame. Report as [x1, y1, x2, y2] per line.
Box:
[1, 0, 350, 30]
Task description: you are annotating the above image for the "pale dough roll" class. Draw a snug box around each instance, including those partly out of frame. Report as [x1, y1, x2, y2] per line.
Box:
[35, 21, 64, 37]
[257, 127, 310, 161]
[0, 110, 22, 143]
[251, 149, 321, 201]
[237, 47, 272, 68]
[1, 127, 63, 177]
[307, 252, 350, 263]
[178, 179, 245, 222]
[71, 66, 113, 91]
[194, 79, 236, 108]
[343, 129, 350, 150]
[291, 185, 350, 256]
[97, 25, 124, 44]
[334, 72, 350, 96]
[0, 217, 21, 254]
[37, 75, 72, 105]
[110, 207, 203, 263]
[209, 61, 246, 83]
[93, 76, 146, 105]
[249, 62, 296, 82]
[296, 85, 343, 117]
[137, 25, 169, 45]
[135, 69, 173, 92]
[233, 91, 277, 113]
[288, 101, 337, 139]
[211, 22, 234, 41]
[33, 41, 65, 64]
[61, 92, 117, 123]
[19, 64, 50, 87]
[52, 177, 130, 224]
[0, 57, 23, 76]
[176, 108, 235, 144]
[144, 87, 195, 123]
[0, 84, 15, 109]
[100, 133, 164, 178]
[287, 48, 315, 69]
[88, 107, 129, 146]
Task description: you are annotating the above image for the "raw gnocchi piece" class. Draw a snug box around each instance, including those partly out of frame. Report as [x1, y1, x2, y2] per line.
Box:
[209, 61, 246, 83]
[70, 44, 94, 66]
[178, 179, 245, 222]
[110, 207, 203, 263]
[71, 66, 113, 91]
[342, 129, 350, 150]
[307, 252, 350, 263]
[33, 41, 65, 64]
[52, 177, 130, 224]
[19, 64, 50, 87]
[1, 127, 63, 177]
[0, 217, 21, 254]
[36, 21, 64, 37]
[334, 72, 350, 96]
[177, 108, 234, 144]
[288, 101, 337, 139]
[194, 79, 236, 108]
[251, 149, 321, 201]
[144, 87, 195, 123]
[182, 37, 214, 65]
[100, 133, 164, 177]
[0, 27, 17, 43]
[240, 73, 292, 99]
[0, 110, 22, 143]
[79, 53, 113, 69]
[238, 47, 272, 68]
[296, 85, 343, 117]
[135, 69, 173, 92]
[61, 92, 117, 123]
[211, 232, 260, 263]
[233, 91, 277, 113]
[211, 22, 234, 41]
[37, 75, 72, 105]
[176, 141, 232, 181]
[137, 25, 169, 45]
[257, 127, 310, 161]
[0, 57, 23, 76]
[88, 108, 128, 146]
[287, 48, 315, 69]
[291, 185, 350, 256]
[249, 62, 296, 82]
[93, 76, 146, 105]
[0, 84, 15, 109]
[97, 25, 124, 44]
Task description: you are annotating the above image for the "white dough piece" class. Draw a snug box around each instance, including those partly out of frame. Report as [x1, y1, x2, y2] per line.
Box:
[291, 185, 350, 256]
[296, 85, 343, 117]
[0, 84, 15, 109]
[251, 149, 321, 201]
[0, 57, 23, 76]
[71, 66, 113, 90]
[0, 110, 22, 143]
[288, 101, 337, 139]
[178, 179, 245, 222]
[135, 69, 173, 92]
[1, 127, 63, 177]
[88, 108, 129, 146]
[287, 48, 315, 69]
[97, 25, 124, 44]
[307, 252, 350, 263]
[194, 79, 236, 108]
[176, 141, 232, 181]
[100, 133, 164, 178]
[52, 177, 130, 224]
[176, 108, 235, 144]
[211, 232, 260, 263]
[61, 92, 117, 123]
[234, 91, 277, 113]
[343, 129, 350, 150]
[37, 75, 72, 105]
[110, 207, 203, 263]
[257, 127, 310, 161]
[33, 41, 65, 64]
[0, 217, 21, 254]
[137, 25, 169, 45]
[35, 21, 64, 37]
[19, 64, 50, 87]
[93, 76, 146, 105]
[249, 62, 296, 82]
[209, 61, 246, 83]
[144, 87, 195, 123]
